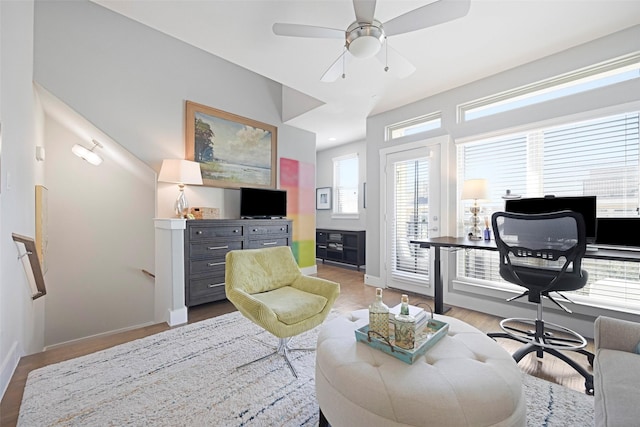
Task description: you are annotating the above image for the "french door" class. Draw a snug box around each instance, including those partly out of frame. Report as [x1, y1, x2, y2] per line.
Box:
[384, 144, 441, 294]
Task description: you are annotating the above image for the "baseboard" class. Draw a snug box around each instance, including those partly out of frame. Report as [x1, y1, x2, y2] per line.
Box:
[44, 321, 156, 351]
[0, 341, 21, 400]
[364, 274, 383, 287]
[301, 265, 318, 276]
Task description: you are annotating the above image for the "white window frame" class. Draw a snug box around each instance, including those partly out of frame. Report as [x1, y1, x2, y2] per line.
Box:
[457, 53, 640, 123]
[385, 112, 442, 141]
[332, 153, 360, 219]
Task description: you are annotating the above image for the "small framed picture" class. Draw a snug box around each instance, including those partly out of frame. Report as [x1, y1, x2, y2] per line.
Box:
[316, 187, 332, 210]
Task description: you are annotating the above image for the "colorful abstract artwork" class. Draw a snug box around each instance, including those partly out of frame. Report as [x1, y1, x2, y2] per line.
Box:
[280, 158, 315, 268]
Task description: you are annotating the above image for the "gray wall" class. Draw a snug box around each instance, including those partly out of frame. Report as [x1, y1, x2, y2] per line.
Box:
[316, 139, 367, 231]
[31, 0, 316, 348]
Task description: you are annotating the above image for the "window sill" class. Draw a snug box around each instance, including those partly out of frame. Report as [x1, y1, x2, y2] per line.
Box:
[331, 213, 360, 220]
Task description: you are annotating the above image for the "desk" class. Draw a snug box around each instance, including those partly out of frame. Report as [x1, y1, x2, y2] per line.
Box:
[411, 236, 640, 314]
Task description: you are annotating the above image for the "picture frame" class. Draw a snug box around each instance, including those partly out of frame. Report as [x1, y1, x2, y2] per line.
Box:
[316, 187, 332, 210]
[185, 101, 277, 189]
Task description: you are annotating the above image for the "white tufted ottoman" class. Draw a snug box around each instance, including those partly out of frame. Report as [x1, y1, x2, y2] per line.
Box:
[316, 309, 526, 427]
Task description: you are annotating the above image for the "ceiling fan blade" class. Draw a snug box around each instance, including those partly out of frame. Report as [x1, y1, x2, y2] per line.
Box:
[353, 0, 377, 24]
[272, 23, 344, 39]
[375, 44, 416, 79]
[383, 0, 471, 37]
[321, 50, 354, 82]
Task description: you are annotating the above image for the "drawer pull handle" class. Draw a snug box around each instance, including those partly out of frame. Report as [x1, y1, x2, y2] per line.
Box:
[207, 245, 229, 250]
[196, 231, 203, 235]
[208, 283, 224, 288]
[207, 262, 225, 267]
[253, 228, 258, 232]
[234, 229, 239, 233]
[262, 242, 277, 246]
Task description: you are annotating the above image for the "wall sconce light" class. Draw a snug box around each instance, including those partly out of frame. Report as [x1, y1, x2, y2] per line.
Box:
[461, 178, 488, 240]
[158, 159, 203, 218]
[72, 140, 103, 166]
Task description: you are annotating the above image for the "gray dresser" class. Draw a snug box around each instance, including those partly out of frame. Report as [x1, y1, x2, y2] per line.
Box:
[184, 219, 292, 307]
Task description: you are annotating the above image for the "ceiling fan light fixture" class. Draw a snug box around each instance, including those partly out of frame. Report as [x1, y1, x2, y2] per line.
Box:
[346, 21, 385, 59]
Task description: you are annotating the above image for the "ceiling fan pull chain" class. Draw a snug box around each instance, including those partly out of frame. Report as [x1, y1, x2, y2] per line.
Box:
[384, 38, 389, 72]
[342, 47, 347, 79]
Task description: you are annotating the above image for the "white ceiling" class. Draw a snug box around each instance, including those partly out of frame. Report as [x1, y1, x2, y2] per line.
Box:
[93, 0, 640, 151]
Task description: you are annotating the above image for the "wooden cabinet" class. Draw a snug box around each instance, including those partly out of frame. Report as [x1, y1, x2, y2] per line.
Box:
[316, 229, 366, 271]
[184, 219, 292, 307]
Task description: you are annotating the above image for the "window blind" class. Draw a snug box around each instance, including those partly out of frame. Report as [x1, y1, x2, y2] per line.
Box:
[456, 111, 640, 312]
[393, 158, 430, 278]
[333, 154, 359, 214]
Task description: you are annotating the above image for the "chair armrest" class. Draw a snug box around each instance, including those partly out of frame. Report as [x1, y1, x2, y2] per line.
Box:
[226, 286, 278, 325]
[594, 315, 640, 353]
[291, 275, 340, 304]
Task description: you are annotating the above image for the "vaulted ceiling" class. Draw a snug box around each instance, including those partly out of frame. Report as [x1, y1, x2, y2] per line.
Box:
[93, 0, 640, 150]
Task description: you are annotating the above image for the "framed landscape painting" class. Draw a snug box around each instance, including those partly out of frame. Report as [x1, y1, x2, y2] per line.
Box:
[185, 101, 277, 189]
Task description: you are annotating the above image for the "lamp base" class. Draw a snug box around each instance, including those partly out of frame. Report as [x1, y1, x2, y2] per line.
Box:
[175, 186, 189, 218]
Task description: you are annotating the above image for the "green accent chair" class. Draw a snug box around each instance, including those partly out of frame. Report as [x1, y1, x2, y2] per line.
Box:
[225, 246, 340, 377]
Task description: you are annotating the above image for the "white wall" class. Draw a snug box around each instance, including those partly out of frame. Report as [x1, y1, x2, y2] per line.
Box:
[42, 116, 156, 347]
[0, 0, 44, 397]
[33, 0, 316, 221]
[31, 0, 316, 350]
[316, 139, 367, 230]
[366, 25, 640, 336]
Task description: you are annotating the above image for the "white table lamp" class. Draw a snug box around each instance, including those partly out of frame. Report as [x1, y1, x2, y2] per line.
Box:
[158, 159, 203, 218]
[461, 179, 488, 240]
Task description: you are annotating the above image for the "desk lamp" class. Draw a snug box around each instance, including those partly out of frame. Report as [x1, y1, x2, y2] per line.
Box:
[461, 179, 488, 240]
[158, 159, 203, 218]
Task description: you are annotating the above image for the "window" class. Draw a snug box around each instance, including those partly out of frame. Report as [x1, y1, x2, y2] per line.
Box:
[386, 113, 442, 141]
[457, 111, 640, 312]
[333, 153, 359, 216]
[458, 54, 640, 122]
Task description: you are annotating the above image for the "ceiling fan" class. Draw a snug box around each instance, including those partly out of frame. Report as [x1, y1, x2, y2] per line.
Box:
[273, 0, 471, 82]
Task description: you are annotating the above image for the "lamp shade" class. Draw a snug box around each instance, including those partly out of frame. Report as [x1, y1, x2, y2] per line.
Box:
[461, 179, 488, 200]
[158, 159, 203, 185]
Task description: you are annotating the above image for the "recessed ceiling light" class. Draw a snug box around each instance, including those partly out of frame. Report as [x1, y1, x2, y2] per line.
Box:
[328, 137, 337, 141]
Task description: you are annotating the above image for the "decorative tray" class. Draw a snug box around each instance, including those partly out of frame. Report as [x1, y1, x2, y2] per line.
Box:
[354, 318, 449, 365]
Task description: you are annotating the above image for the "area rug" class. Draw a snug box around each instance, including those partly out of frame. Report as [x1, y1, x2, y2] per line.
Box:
[18, 311, 594, 426]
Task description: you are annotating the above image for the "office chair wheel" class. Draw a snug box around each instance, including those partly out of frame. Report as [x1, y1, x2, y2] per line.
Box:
[499, 317, 587, 351]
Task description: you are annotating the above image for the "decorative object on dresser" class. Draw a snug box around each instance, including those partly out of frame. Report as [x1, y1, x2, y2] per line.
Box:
[316, 228, 365, 270]
[183, 218, 292, 307]
[189, 207, 220, 219]
[158, 159, 203, 218]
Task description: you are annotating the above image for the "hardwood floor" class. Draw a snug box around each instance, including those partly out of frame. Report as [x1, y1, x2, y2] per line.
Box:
[0, 263, 594, 426]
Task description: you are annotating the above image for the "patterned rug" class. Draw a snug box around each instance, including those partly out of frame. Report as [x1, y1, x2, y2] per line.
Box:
[18, 311, 594, 426]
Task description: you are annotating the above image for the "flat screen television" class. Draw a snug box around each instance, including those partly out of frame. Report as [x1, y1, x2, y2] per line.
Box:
[504, 195, 597, 243]
[240, 187, 287, 219]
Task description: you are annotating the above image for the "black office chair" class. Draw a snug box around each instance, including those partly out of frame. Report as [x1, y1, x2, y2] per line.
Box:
[488, 210, 595, 395]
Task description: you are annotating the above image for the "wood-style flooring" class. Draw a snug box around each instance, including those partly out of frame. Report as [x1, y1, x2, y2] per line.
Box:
[0, 263, 594, 427]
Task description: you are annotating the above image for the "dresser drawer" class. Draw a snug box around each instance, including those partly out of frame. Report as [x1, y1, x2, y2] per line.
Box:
[188, 276, 226, 300]
[189, 225, 243, 240]
[247, 223, 290, 236]
[189, 240, 243, 258]
[247, 237, 290, 249]
[189, 259, 227, 276]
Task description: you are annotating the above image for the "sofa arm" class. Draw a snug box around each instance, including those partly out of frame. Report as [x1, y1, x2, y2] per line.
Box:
[594, 316, 640, 353]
